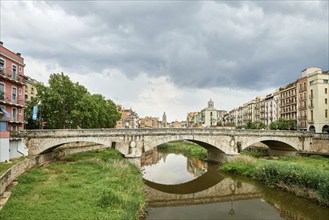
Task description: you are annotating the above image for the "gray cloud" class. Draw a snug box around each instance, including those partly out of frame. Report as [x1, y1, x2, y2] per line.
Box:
[2, 1, 328, 91]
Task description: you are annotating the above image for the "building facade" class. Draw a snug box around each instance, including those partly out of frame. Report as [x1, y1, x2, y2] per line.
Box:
[24, 76, 38, 103]
[0, 42, 26, 132]
[305, 68, 329, 133]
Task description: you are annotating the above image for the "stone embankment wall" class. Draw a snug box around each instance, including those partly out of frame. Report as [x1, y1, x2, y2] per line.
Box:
[0, 144, 109, 196]
[311, 134, 329, 154]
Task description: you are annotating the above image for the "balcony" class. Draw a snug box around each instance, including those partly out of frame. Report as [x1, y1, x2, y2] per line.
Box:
[0, 92, 24, 107]
[0, 67, 25, 85]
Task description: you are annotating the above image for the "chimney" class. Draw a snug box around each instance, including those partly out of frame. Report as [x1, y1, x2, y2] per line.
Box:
[16, 53, 21, 56]
[0, 41, 3, 46]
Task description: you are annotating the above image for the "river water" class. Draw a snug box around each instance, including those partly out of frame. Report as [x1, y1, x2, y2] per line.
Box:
[141, 149, 329, 220]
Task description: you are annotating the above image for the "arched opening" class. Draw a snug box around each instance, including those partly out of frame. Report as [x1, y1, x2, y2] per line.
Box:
[322, 125, 329, 133]
[244, 139, 298, 157]
[39, 141, 122, 157]
[309, 125, 316, 133]
[241, 142, 269, 157]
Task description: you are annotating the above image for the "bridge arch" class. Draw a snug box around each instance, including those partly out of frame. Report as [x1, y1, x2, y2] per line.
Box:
[242, 136, 298, 154]
[143, 135, 229, 163]
[27, 137, 124, 155]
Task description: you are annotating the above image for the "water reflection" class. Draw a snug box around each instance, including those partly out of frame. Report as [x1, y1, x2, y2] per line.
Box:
[142, 149, 329, 220]
[141, 150, 207, 184]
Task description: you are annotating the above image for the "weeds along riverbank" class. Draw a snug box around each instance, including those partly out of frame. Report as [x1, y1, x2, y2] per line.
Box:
[221, 155, 329, 206]
[0, 149, 147, 220]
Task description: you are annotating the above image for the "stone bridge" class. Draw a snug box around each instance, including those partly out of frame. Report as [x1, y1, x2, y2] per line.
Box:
[13, 128, 314, 162]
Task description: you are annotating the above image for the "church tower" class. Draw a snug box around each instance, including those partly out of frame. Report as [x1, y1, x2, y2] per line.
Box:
[208, 99, 214, 108]
[162, 112, 167, 128]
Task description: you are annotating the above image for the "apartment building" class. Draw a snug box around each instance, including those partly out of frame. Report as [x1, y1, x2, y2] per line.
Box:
[0, 42, 26, 132]
[24, 76, 38, 103]
[305, 67, 329, 133]
[297, 76, 308, 131]
[279, 81, 297, 129]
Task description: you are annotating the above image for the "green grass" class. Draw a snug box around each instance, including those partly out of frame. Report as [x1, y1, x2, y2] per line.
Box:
[0, 157, 28, 176]
[240, 150, 268, 158]
[158, 141, 208, 159]
[0, 149, 147, 220]
[221, 155, 329, 206]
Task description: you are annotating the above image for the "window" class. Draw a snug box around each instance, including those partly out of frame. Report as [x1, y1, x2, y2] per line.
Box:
[326, 109, 328, 118]
[19, 67, 22, 73]
[310, 80, 314, 86]
[0, 59, 4, 70]
[311, 110, 314, 121]
[12, 108, 17, 121]
[19, 109, 22, 115]
[12, 65, 17, 80]
[325, 88, 328, 94]
[12, 87, 17, 103]
[324, 79, 328, 84]
[19, 88, 22, 95]
[326, 98, 328, 105]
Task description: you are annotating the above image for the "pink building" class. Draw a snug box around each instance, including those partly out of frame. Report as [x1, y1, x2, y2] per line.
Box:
[0, 41, 26, 132]
[0, 41, 28, 161]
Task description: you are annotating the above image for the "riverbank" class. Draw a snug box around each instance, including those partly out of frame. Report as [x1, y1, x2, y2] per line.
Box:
[158, 140, 207, 159]
[221, 155, 329, 206]
[0, 149, 147, 219]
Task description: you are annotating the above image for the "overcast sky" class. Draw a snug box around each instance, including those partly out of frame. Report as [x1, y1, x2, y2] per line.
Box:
[1, 1, 328, 122]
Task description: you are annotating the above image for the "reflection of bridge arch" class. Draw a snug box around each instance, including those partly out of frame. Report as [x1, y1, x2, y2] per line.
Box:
[143, 164, 224, 194]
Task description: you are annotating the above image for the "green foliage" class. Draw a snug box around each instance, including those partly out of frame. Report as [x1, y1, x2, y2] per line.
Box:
[25, 73, 121, 129]
[240, 151, 268, 158]
[158, 141, 208, 159]
[0, 149, 147, 219]
[243, 120, 266, 130]
[270, 118, 297, 130]
[221, 156, 329, 206]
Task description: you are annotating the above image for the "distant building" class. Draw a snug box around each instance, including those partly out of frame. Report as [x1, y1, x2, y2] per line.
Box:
[195, 99, 227, 127]
[24, 76, 38, 103]
[186, 112, 199, 127]
[115, 107, 139, 128]
[140, 116, 160, 128]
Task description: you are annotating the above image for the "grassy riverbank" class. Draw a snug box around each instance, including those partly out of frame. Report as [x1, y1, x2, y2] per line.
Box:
[0, 149, 147, 219]
[158, 141, 207, 159]
[221, 155, 329, 206]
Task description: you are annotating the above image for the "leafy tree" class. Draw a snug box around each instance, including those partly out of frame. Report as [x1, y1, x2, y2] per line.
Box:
[269, 118, 296, 130]
[25, 73, 121, 129]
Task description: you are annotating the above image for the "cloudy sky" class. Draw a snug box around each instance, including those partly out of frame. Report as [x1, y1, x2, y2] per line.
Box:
[1, 1, 328, 122]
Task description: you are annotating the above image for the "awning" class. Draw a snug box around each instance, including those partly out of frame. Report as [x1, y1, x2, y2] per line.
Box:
[0, 106, 10, 118]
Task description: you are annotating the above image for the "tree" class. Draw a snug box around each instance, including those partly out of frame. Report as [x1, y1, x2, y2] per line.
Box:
[269, 118, 296, 130]
[28, 73, 121, 129]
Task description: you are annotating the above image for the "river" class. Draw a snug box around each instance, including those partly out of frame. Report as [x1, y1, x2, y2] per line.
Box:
[141, 149, 329, 220]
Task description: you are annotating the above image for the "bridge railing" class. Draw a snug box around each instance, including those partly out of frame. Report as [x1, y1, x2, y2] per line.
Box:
[11, 128, 314, 138]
